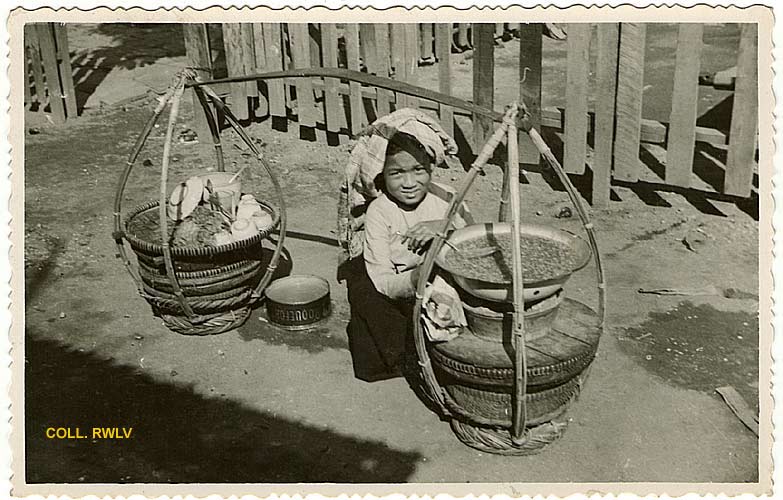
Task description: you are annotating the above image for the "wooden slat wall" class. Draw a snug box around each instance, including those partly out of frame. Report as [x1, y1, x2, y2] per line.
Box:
[724, 23, 758, 197]
[592, 23, 620, 209]
[435, 23, 454, 138]
[666, 24, 703, 188]
[262, 23, 286, 122]
[563, 24, 591, 174]
[613, 23, 646, 182]
[517, 23, 542, 165]
[288, 23, 317, 130]
[344, 24, 365, 134]
[472, 23, 495, 147]
[201, 22, 758, 205]
[222, 23, 249, 119]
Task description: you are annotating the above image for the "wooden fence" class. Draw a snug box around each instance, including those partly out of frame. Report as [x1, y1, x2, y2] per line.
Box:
[186, 22, 758, 207]
[24, 23, 78, 124]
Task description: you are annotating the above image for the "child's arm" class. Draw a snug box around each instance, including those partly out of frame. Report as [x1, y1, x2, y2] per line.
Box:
[364, 204, 418, 300]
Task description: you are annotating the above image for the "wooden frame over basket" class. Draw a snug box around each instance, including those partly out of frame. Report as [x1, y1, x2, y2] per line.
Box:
[112, 69, 288, 336]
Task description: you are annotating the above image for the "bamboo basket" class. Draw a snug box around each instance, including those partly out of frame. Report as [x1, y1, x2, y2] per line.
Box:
[113, 70, 287, 335]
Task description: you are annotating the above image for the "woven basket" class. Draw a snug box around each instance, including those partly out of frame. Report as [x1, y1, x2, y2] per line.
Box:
[122, 200, 280, 331]
[411, 104, 607, 455]
[113, 74, 288, 336]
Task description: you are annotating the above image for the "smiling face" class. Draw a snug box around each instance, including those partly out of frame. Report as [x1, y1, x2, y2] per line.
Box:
[382, 136, 433, 208]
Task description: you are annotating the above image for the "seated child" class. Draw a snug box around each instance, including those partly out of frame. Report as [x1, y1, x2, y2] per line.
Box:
[345, 132, 464, 381]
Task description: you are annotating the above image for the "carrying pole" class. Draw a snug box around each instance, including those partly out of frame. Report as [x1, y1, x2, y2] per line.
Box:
[507, 106, 529, 444]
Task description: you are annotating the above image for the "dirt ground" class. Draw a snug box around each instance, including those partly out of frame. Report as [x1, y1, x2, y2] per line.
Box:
[21, 23, 761, 487]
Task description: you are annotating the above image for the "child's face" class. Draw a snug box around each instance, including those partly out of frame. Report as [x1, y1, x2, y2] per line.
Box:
[383, 147, 432, 207]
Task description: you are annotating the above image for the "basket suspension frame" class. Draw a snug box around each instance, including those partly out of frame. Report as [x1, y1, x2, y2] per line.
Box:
[411, 102, 607, 449]
[113, 69, 288, 323]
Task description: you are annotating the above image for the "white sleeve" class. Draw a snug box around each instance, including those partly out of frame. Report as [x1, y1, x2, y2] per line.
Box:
[363, 204, 416, 300]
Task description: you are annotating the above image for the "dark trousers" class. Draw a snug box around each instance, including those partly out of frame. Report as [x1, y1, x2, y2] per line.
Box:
[344, 257, 413, 382]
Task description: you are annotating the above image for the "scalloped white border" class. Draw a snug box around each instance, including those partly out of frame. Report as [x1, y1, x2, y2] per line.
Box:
[0, 2, 778, 499]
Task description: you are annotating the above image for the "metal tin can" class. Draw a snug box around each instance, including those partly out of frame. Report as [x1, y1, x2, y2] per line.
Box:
[265, 275, 331, 330]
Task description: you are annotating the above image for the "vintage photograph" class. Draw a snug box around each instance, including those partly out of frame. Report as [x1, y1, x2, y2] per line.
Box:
[11, 5, 773, 497]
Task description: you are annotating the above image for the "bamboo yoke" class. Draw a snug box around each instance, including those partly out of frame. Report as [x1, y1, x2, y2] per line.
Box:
[115, 68, 606, 447]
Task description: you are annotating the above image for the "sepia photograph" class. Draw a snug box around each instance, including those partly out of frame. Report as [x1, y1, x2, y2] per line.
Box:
[9, 4, 774, 497]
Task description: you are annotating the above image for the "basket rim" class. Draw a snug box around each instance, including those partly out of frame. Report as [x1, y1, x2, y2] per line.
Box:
[121, 198, 280, 257]
[435, 222, 592, 286]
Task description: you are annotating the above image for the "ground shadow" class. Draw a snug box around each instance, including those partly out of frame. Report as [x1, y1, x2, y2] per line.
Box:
[24, 233, 66, 304]
[25, 334, 421, 483]
[66, 23, 224, 112]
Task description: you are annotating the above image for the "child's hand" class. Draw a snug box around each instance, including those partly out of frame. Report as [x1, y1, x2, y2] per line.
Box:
[402, 220, 444, 253]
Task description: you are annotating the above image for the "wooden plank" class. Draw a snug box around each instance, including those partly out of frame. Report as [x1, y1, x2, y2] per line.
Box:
[321, 23, 343, 133]
[390, 23, 408, 108]
[281, 25, 294, 109]
[344, 24, 365, 133]
[725, 23, 758, 197]
[403, 23, 419, 108]
[288, 23, 317, 128]
[240, 23, 258, 99]
[564, 24, 591, 174]
[23, 47, 31, 106]
[251, 24, 269, 115]
[262, 23, 286, 118]
[435, 23, 454, 138]
[374, 23, 392, 116]
[694, 126, 726, 145]
[613, 23, 646, 182]
[26, 25, 46, 105]
[53, 23, 76, 118]
[360, 24, 377, 74]
[472, 24, 495, 147]
[421, 23, 434, 60]
[593, 23, 620, 209]
[309, 23, 322, 70]
[666, 24, 703, 188]
[36, 23, 66, 124]
[716, 386, 759, 437]
[517, 23, 543, 164]
[183, 23, 213, 142]
[221, 23, 249, 119]
[407, 23, 420, 70]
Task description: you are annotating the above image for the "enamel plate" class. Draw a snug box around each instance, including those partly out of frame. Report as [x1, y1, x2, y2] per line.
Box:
[166, 176, 204, 221]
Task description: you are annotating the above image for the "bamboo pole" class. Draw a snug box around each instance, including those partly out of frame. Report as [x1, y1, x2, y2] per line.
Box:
[507, 115, 528, 444]
[412, 106, 517, 416]
[158, 79, 196, 318]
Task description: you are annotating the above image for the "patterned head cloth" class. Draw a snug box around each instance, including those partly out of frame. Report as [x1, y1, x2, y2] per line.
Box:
[337, 108, 459, 270]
